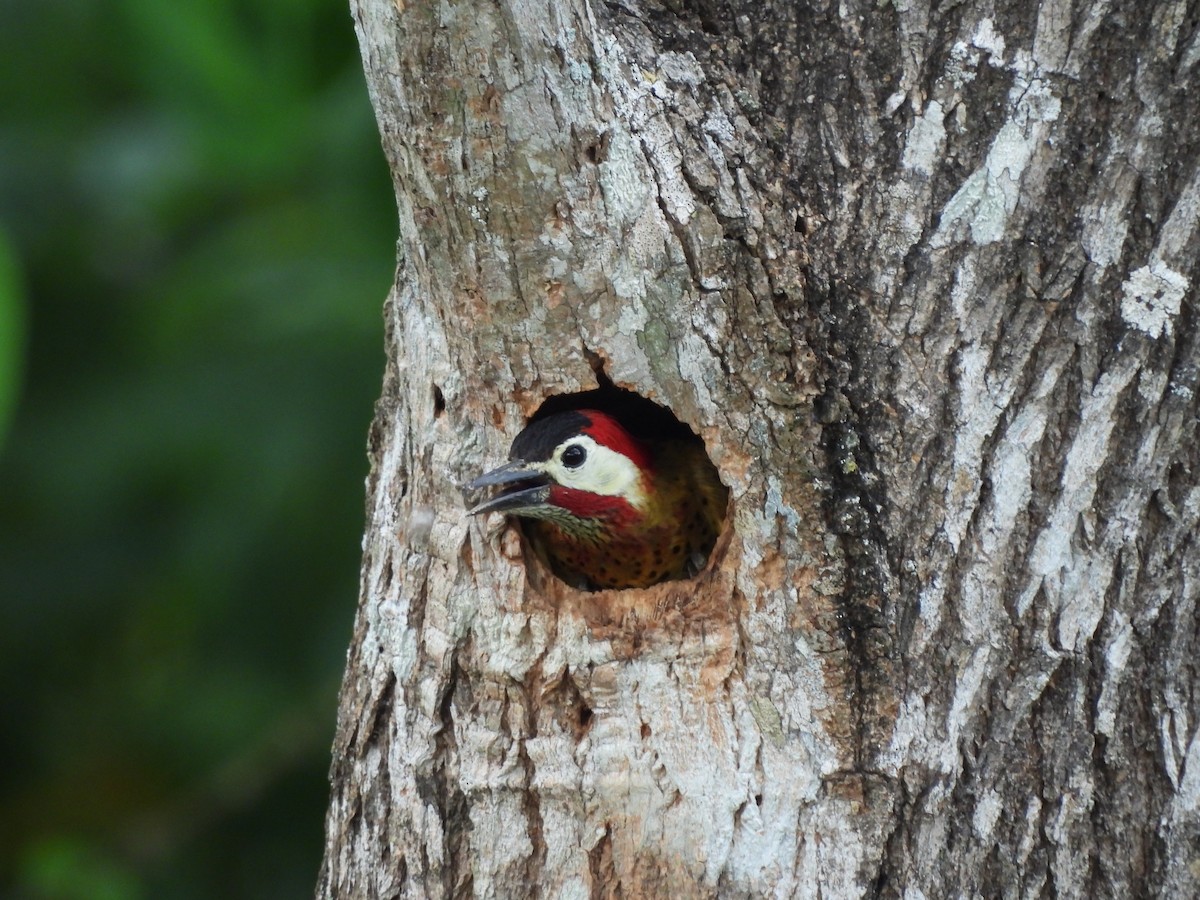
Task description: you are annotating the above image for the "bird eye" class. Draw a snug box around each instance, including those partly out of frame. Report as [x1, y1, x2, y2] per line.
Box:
[561, 444, 587, 468]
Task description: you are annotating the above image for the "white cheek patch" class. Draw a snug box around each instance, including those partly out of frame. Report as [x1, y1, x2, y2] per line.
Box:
[549, 435, 647, 506]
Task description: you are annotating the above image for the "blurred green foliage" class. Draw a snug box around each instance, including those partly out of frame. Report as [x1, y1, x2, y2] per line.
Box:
[0, 227, 24, 448]
[0, 0, 395, 896]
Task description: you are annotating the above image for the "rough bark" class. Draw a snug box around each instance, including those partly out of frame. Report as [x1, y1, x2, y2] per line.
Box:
[319, 0, 1200, 896]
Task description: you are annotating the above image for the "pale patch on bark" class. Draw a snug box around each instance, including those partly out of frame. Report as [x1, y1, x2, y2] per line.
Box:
[931, 57, 1061, 247]
[1121, 263, 1188, 338]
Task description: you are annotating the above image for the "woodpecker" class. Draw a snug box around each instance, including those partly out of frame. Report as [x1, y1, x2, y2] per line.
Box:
[466, 409, 727, 590]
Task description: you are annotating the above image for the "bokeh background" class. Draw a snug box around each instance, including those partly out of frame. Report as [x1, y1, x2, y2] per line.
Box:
[0, 1, 395, 896]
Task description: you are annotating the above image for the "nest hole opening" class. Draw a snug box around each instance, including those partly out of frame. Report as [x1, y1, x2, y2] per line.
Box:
[515, 381, 730, 591]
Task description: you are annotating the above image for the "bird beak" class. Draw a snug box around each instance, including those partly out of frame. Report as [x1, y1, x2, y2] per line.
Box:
[463, 459, 551, 516]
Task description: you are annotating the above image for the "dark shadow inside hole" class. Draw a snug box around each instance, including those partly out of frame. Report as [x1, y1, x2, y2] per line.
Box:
[528, 382, 702, 445]
[432, 384, 446, 417]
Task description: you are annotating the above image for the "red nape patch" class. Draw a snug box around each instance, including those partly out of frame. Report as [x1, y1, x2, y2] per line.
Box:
[578, 411, 653, 472]
[549, 485, 642, 525]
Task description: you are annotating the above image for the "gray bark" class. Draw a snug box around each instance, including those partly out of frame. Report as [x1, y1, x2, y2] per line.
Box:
[319, 0, 1200, 896]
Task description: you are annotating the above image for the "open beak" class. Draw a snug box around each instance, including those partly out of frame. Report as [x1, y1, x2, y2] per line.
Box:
[463, 459, 551, 516]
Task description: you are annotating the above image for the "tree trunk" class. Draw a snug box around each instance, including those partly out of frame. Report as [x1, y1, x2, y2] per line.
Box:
[319, 0, 1200, 896]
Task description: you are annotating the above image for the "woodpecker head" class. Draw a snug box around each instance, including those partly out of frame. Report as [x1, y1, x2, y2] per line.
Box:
[465, 409, 651, 535]
[466, 406, 727, 589]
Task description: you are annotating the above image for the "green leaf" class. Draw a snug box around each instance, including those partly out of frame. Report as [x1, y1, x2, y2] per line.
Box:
[18, 837, 144, 900]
